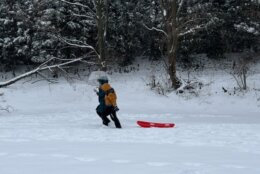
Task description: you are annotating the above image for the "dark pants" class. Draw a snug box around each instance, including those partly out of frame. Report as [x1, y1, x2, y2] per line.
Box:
[96, 106, 122, 128]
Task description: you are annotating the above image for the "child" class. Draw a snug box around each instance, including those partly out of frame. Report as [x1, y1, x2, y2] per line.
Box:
[94, 76, 122, 128]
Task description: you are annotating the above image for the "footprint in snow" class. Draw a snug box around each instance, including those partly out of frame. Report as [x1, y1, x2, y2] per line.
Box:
[51, 154, 70, 158]
[223, 164, 247, 169]
[74, 157, 97, 162]
[0, 152, 8, 156]
[146, 162, 171, 167]
[112, 159, 131, 164]
[184, 162, 204, 167]
[179, 169, 201, 174]
[16, 153, 38, 157]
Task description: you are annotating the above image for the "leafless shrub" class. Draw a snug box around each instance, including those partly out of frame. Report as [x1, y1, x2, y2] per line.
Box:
[230, 51, 254, 90]
[147, 75, 170, 95]
[177, 78, 204, 98]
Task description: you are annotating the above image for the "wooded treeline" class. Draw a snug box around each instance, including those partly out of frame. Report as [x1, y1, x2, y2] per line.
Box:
[0, 1, 259, 79]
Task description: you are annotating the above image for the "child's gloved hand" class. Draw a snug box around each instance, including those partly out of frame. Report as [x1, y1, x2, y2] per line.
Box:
[114, 106, 119, 112]
[94, 87, 99, 93]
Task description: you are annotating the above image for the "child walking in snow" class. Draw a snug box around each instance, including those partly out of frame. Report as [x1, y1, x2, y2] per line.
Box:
[94, 76, 122, 128]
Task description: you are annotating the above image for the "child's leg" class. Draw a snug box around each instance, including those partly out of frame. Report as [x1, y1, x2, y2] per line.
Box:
[96, 110, 110, 126]
[110, 112, 122, 128]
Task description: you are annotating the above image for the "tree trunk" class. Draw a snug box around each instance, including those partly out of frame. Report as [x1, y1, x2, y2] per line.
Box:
[242, 68, 247, 90]
[96, 0, 106, 71]
[166, 0, 180, 89]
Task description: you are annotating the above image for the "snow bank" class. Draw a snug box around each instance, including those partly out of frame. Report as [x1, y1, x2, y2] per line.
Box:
[0, 58, 260, 174]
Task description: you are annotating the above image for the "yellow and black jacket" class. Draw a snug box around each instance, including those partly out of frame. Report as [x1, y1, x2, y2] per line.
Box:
[96, 83, 117, 113]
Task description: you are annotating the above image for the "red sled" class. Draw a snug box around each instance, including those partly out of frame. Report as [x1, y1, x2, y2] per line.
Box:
[137, 120, 175, 128]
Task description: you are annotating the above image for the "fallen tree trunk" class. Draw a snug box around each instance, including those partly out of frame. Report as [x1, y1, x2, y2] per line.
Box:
[0, 68, 40, 88]
[0, 57, 94, 88]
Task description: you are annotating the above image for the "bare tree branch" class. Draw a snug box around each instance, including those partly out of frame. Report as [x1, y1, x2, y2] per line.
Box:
[37, 72, 58, 84]
[54, 35, 101, 60]
[71, 12, 95, 20]
[143, 24, 168, 37]
[178, 24, 208, 37]
[177, 18, 208, 31]
[177, 0, 185, 17]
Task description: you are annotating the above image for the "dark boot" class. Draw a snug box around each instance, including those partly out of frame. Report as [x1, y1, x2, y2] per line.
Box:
[102, 117, 111, 126]
[110, 112, 122, 128]
[97, 110, 110, 126]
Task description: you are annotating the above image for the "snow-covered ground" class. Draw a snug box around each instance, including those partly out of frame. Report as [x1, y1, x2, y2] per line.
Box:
[0, 59, 260, 174]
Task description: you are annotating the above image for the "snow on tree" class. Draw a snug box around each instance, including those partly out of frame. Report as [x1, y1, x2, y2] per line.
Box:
[143, 0, 218, 89]
[0, 0, 259, 81]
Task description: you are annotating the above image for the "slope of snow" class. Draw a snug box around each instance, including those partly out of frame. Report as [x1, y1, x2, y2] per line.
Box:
[0, 59, 260, 174]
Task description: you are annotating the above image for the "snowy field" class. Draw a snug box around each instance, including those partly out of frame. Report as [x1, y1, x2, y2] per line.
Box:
[0, 60, 260, 174]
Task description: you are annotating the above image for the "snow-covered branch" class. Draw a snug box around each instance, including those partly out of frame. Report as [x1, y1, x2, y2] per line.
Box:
[234, 23, 259, 35]
[178, 16, 218, 37]
[143, 24, 168, 37]
[178, 16, 224, 37]
[177, 0, 185, 17]
[0, 57, 96, 88]
[60, 0, 96, 15]
[177, 18, 208, 31]
[178, 24, 207, 37]
[71, 12, 95, 20]
[55, 35, 100, 60]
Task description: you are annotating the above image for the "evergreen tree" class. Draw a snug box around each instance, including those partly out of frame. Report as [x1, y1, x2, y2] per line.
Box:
[107, 1, 139, 65]
[54, 0, 96, 59]
[0, 0, 259, 72]
[227, 0, 259, 52]
[106, 0, 162, 65]
[0, 0, 20, 70]
[14, 0, 56, 63]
